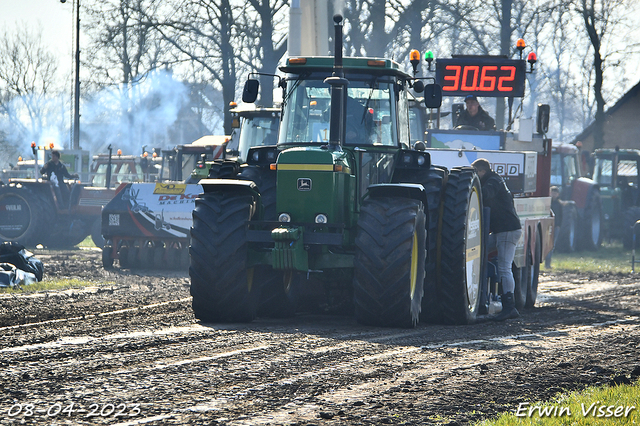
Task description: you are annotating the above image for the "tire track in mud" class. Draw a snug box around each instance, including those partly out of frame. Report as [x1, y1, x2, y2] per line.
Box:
[2, 266, 640, 425]
[2, 304, 638, 425]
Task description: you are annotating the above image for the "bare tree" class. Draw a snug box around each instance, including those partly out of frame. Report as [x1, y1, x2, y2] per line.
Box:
[0, 24, 63, 159]
[569, 0, 633, 149]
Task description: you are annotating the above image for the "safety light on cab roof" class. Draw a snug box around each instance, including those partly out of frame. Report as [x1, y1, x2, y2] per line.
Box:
[288, 58, 307, 65]
[424, 50, 434, 71]
[117, 149, 122, 156]
[516, 38, 526, 50]
[229, 101, 237, 107]
[527, 52, 537, 72]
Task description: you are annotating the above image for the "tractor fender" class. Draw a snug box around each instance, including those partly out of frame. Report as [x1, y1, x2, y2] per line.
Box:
[571, 177, 596, 210]
[364, 183, 428, 207]
[199, 178, 262, 207]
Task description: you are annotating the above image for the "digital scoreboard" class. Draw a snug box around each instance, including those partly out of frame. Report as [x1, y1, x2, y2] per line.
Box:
[435, 57, 526, 97]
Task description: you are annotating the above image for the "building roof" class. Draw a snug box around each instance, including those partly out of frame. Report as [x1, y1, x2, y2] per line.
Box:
[572, 80, 640, 144]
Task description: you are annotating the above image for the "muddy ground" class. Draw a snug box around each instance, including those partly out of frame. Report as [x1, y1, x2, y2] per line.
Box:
[0, 249, 639, 425]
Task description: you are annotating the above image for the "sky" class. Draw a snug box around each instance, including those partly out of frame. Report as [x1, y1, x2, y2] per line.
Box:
[1, 0, 75, 75]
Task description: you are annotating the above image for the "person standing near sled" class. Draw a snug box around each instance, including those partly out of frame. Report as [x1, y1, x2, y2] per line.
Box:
[472, 158, 522, 321]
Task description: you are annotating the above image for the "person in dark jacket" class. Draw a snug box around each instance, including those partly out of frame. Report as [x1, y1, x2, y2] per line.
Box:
[472, 158, 522, 321]
[457, 95, 496, 131]
[40, 150, 78, 208]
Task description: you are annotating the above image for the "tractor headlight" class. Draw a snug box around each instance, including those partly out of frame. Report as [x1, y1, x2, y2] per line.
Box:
[315, 214, 328, 224]
[403, 154, 412, 164]
[417, 154, 426, 166]
[252, 151, 260, 162]
[278, 213, 291, 223]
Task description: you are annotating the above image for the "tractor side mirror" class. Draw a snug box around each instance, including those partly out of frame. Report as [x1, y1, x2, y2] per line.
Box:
[242, 79, 260, 103]
[537, 103, 550, 134]
[423, 84, 442, 109]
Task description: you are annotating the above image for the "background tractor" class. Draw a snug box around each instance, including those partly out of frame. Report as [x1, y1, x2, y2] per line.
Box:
[592, 148, 640, 249]
[549, 142, 602, 252]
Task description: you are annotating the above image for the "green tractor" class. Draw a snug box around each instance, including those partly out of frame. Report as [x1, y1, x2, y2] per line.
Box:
[189, 15, 486, 328]
[189, 106, 280, 182]
[592, 148, 640, 249]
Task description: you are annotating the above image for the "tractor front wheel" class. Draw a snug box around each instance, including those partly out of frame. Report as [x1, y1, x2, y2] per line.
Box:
[189, 192, 259, 323]
[354, 197, 426, 328]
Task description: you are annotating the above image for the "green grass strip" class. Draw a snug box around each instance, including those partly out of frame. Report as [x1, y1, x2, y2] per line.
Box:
[478, 381, 639, 425]
[544, 241, 636, 274]
[0, 278, 116, 294]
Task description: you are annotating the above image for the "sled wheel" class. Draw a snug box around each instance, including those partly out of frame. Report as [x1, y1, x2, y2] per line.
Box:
[557, 203, 577, 252]
[438, 168, 484, 325]
[102, 245, 114, 269]
[354, 197, 426, 328]
[118, 246, 130, 269]
[189, 192, 259, 323]
[525, 229, 541, 309]
[180, 247, 190, 270]
[138, 243, 153, 269]
[127, 245, 139, 269]
[257, 268, 297, 318]
[153, 244, 165, 269]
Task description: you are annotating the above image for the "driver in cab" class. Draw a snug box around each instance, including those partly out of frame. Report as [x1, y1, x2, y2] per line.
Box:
[457, 94, 495, 131]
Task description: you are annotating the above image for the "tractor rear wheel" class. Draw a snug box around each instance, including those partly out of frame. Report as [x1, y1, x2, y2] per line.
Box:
[0, 185, 47, 247]
[354, 197, 426, 328]
[420, 167, 447, 323]
[239, 166, 277, 220]
[556, 203, 577, 252]
[513, 262, 527, 311]
[190, 192, 259, 323]
[579, 192, 602, 250]
[525, 229, 541, 308]
[91, 219, 105, 249]
[438, 168, 484, 325]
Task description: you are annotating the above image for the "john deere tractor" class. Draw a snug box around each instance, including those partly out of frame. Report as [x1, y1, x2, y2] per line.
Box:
[189, 15, 486, 328]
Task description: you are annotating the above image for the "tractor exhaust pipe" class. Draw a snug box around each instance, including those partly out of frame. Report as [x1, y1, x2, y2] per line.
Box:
[324, 14, 348, 148]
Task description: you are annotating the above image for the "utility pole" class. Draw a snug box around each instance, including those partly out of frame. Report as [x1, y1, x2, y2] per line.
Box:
[73, 0, 80, 150]
[61, 0, 81, 150]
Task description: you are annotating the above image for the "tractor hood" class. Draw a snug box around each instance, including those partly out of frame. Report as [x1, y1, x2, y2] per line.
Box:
[274, 147, 355, 226]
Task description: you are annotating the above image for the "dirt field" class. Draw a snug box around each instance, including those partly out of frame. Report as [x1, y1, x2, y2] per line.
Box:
[1, 249, 639, 425]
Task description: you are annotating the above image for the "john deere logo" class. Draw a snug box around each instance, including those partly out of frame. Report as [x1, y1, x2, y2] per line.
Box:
[297, 178, 312, 191]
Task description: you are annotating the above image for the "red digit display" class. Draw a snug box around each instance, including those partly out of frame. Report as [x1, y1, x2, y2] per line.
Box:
[479, 66, 497, 91]
[436, 58, 526, 97]
[498, 66, 516, 92]
[461, 66, 479, 91]
[443, 65, 461, 91]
